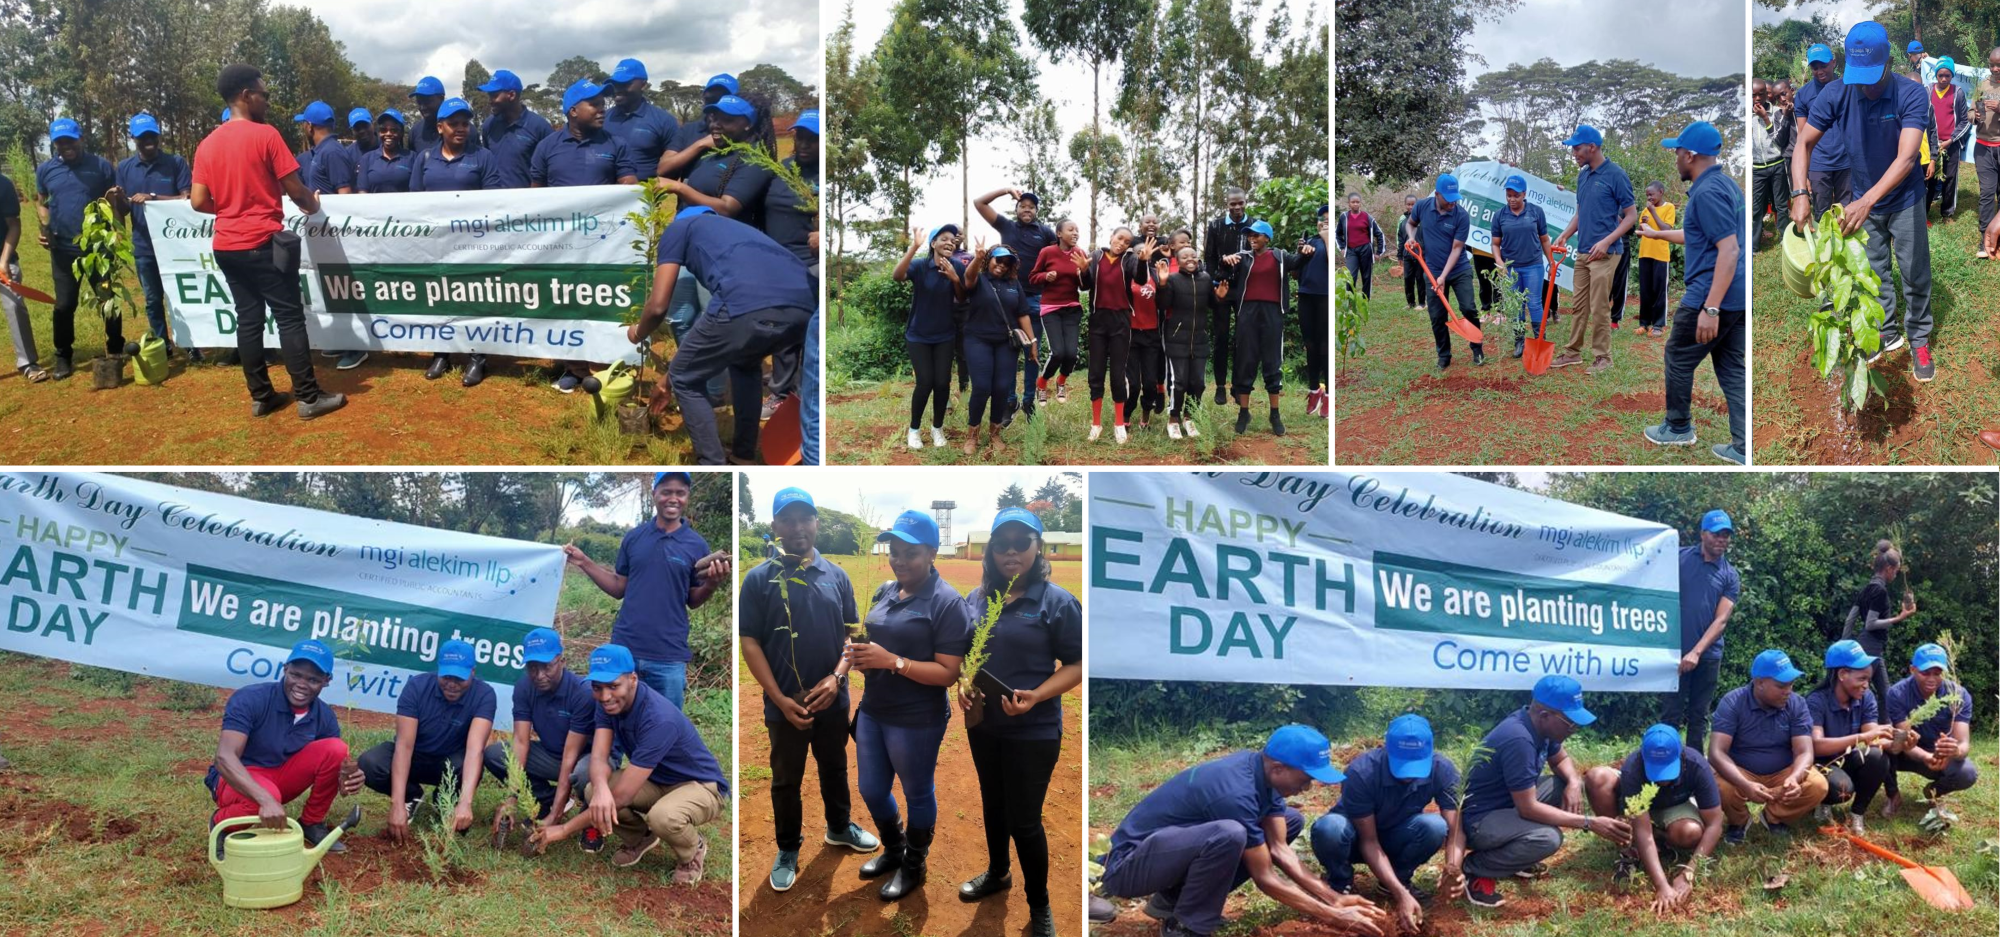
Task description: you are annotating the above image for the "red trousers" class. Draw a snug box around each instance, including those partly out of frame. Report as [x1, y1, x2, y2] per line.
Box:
[212, 736, 349, 826]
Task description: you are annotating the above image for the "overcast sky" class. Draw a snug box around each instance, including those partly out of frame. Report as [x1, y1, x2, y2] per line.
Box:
[1469, 0, 1748, 79]
[1751, 0, 1873, 30]
[745, 469, 1078, 535]
[289, 0, 819, 93]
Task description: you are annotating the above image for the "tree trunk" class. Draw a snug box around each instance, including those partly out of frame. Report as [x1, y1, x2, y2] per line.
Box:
[834, 195, 846, 325]
[963, 117, 971, 235]
[1193, 75, 1204, 242]
[1090, 59, 1101, 247]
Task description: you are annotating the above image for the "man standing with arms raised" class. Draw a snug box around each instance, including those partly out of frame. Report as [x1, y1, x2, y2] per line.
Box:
[975, 186, 1057, 420]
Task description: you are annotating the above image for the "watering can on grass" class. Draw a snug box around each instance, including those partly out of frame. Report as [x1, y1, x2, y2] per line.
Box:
[208, 805, 361, 909]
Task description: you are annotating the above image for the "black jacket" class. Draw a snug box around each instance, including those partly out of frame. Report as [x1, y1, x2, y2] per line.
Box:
[1334, 211, 1387, 254]
[1159, 269, 1218, 358]
[1220, 248, 1306, 320]
[1203, 212, 1254, 273]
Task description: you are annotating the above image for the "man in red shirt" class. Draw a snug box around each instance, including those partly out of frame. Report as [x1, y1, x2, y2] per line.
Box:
[191, 64, 345, 420]
[1218, 220, 1311, 437]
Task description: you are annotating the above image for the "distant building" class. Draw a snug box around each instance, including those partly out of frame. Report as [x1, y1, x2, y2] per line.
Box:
[959, 529, 1084, 561]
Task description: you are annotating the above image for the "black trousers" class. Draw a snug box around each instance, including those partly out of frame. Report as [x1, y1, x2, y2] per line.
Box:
[1165, 351, 1204, 420]
[1401, 258, 1422, 307]
[968, 729, 1062, 908]
[1208, 300, 1232, 396]
[670, 305, 811, 464]
[1978, 144, 2000, 234]
[768, 713, 852, 852]
[1822, 746, 1890, 815]
[1607, 245, 1633, 324]
[1342, 248, 1374, 298]
[1128, 328, 1164, 417]
[1811, 168, 1852, 219]
[1663, 305, 1747, 451]
[1637, 257, 1669, 329]
[1087, 314, 1131, 404]
[1040, 307, 1081, 380]
[359, 740, 470, 804]
[1424, 266, 1481, 362]
[1298, 293, 1328, 390]
[951, 303, 970, 391]
[214, 242, 323, 404]
[1473, 252, 1497, 312]
[47, 244, 124, 359]
[908, 338, 954, 429]
[1231, 300, 1284, 396]
[1751, 159, 1788, 239]
[1659, 656, 1721, 753]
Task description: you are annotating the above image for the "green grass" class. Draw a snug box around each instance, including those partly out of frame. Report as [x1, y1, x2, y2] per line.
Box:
[1752, 169, 2000, 465]
[1090, 726, 1999, 937]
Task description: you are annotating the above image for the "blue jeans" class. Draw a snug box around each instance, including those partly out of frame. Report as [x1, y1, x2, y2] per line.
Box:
[666, 269, 724, 399]
[854, 710, 947, 829]
[1508, 261, 1546, 330]
[1310, 811, 1449, 890]
[802, 309, 821, 465]
[134, 253, 169, 342]
[634, 659, 686, 711]
[1009, 294, 1046, 412]
[963, 334, 1016, 426]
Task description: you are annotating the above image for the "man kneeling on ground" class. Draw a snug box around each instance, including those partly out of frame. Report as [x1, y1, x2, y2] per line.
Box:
[1584, 723, 1725, 914]
[1708, 649, 1829, 844]
[1883, 642, 1979, 809]
[1310, 714, 1459, 935]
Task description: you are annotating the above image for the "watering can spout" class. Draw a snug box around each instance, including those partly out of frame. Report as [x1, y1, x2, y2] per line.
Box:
[305, 805, 364, 867]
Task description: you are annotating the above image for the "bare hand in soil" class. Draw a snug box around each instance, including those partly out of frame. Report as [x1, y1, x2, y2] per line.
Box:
[388, 802, 410, 845]
[453, 804, 475, 833]
[1321, 900, 1389, 937]
[1762, 870, 1789, 891]
[523, 824, 555, 855]
[1651, 875, 1692, 913]
[493, 805, 515, 844]
[589, 787, 619, 836]
[1395, 891, 1423, 933]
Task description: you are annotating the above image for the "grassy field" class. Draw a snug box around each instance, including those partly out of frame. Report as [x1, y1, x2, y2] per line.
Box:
[1335, 283, 1735, 465]
[1089, 726, 1998, 937]
[0, 567, 734, 936]
[1751, 170, 2000, 465]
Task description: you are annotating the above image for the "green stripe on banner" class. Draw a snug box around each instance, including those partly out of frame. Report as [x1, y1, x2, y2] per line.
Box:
[316, 263, 642, 321]
[1372, 551, 1677, 650]
[175, 564, 532, 675]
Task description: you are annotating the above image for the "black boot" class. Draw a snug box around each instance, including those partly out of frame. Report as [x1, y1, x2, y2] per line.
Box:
[860, 823, 904, 879]
[880, 825, 932, 900]
[1471, 343, 1486, 366]
[1029, 903, 1057, 937]
[959, 868, 1012, 902]
[1511, 336, 1524, 359]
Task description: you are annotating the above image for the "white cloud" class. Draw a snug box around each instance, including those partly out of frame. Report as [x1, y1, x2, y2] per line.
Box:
[1469, 0, 1748, 79]
[745, 468, 1077, 534]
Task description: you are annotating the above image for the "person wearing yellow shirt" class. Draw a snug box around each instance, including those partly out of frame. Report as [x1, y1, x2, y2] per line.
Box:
[1635, 183, 1676, 337]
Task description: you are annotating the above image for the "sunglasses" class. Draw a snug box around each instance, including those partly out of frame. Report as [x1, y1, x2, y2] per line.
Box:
[990, 533, 1037, 554]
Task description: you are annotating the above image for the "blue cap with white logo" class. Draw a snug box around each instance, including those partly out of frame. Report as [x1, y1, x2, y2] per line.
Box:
[1384, 714, 1435, 780]
[377, 108, 406, 127]
[1662, 121, 1723, 157]
[1700, 509, 1734, 533]
[1640, 723, 1683, 783]
[1562, 124, 1604, 147]
[347, 107, 373, 128]
[1824, 639, 1877, 671]
[877, 509, 940, 548]
[609, 58, 648, 84]
[1845, 21, 1892, 85]
[654, 471, 692, 489]
[704, 94, 755, 119]
[1532, 674, 1596, 726]
[793, 109, 820, 135]
[1910, 643, 1949, 673]
[587, 644, 636, 683]
[1807, 43, 1834, 65]
[1265, 724, 1344, 784]
[990, 245, 1016, 261]
[1248, 220, 1275, 239]
[410, 76, 447, 97]
[991, 506, 1042, 535]
[522, 627, 563, 664]
[773, 486, 817, 517]
[705, 73, 739, 95]
[1751, 649, 1804, 683]
[1503, 173, 1528, 193]
[928, 223, 962, 247]
[437, 98, 472, 121]
[437, 639, 477, 680]
[293, 101, 335, 126]
[128, 114, 160, 138]
[1435, 172, 1461, 203]
[478, 70, 523, 94]
[562, 78, 609, 115]
[286, 638, 335, 676]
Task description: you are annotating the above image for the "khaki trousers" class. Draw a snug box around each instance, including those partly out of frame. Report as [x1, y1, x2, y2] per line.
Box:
[1562, 253, 1619, 360]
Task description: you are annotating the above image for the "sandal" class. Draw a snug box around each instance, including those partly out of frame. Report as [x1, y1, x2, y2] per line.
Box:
[20, 365, 48, 383]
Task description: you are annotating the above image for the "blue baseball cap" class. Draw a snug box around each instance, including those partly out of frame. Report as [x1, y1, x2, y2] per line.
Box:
[562, 78, 609, 115]
[793, 109, 820, 135]
[219, 107, 233, 124]
[1751, 649, 1804, 683]
[1845, 22, 1892, 85]
[1907, 40, 1924, 53]
[1248, 220, 1275, 239]
[127, 114, 160, 138]
[877, 509, 940, 548]
[1662, 121, 1722, 157]
[478, 70, 523, 94]
[587, 644, 636, 683]
[1640, 723, 1684, 783]
[991, 506, 1042, 534]
[675, 205, 716, 222]
[609, 58, 648, 83]
[1532, 674, 1596, 726]
[437, 98, 472, 121]
[1936, 56, 1956, 76]
[522, 627, 563, 664]
[377, 108, 406, 127]
[1700, 509, 1734, 533]
[410, 76, 446, 97]
[654, 471, 693, 489]
[1910, 643, 1949, 673]
[1317, 203, 1328, 216]
[1562, 124, 1604, 147]
[286, 638, 335, 676]
[1824, 639, 1878, 671]
[773, 486, 817, 517]
[1806, 43, 1834, 65]
[1020, 191, 1041, 206]
[704, 94, 755, 119]
[1383, 714, 1435, 780]
[928, 223, 962, 246]
[1503, 173, 1528, 193]
[990, 245, 1016, 261]
[437, 639, 477, 679]
[1264, 724, 1344, 784]
[293, 101, 334, 126]
[347, 107, 373, 128]
[704, 73, 739, 95]
[1435, 172, 1460, 202]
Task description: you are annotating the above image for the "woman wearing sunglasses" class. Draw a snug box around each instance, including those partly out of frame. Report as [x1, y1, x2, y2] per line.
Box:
[955, 508, 1082, 937]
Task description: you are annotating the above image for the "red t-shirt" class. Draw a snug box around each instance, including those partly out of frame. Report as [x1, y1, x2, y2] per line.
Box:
[192, 120, 301, 252]
[1030, 245, 1082, 306]
[1244, 250, 1282, 303]
[1130, 274, 1159, 330]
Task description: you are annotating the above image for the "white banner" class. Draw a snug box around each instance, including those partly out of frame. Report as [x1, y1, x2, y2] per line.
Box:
[1455, 159, 1578, 293]
[145, 186, 648, 363]
[1087, 472, 1682, 692]
[0, 472, 564, 716]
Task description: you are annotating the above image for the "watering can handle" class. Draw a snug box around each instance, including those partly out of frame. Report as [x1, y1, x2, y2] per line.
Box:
[208, 815, 300, 869]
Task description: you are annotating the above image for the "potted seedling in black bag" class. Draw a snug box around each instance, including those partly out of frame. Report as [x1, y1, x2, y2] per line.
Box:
[72, 200, 137, 389]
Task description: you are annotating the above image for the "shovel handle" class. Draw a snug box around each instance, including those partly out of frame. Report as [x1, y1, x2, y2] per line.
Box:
[1408, 245, 1461, 322]
[1820, 825, 1921, 869]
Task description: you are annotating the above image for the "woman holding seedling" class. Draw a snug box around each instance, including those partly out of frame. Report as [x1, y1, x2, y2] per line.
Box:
[1806, 639, 1896, 834]
[953, 508, 1081, 937]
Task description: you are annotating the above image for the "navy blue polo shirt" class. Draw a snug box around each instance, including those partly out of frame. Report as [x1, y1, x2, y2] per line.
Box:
[296, 147, 316, 191]
[1573, 159, 1635, 254]
[906, 255, 962, 344]
[529, 126, 637, 187]
[0, 174, 18, 225]
[1711, 685, 1812, 776]
[513, 669, 597, 758]
[605, 100, 678, 181]
[610, 518, 711, 664]
[656, 211, 815, 321]
[1810, 74, 1929, 213]
[1885, 675, 1973, 747]
[482, 109, 555, 188]
[660, 122, 712, 180]
[1677, 545, 1740, 660]
[857, 569, 973, 727]
[205, 680, 342, 794]
[596, 680, 729, 793]
[355, 149, 414, 193]
[1111, 749, 1287, 856]
[967, 272, 1027, 342]
[34, 152, 115, 249]
[1681, 164, 1746, 309]
[405, 114, 472, 163]
[1613, 745, 1720, 813]
[966, 579, 1082, 740]
[1796, 75, 1848, 171]
[114, 152, 190, 258]
[1460, 707, 1563, 827]
[1488, 203, 1548, 268]
[1409, 196, 1470, 277]
[1297, 235, 1330, 295]
[738, 552, 858, 726]
[990, 214, 1059, 295]
[408, 144, 501, 192]
[1806, 684, 1879, 762]
[684, 150, 776, 226]
[762, 157, 818, 263]
[396, 672, 497, 758]
[307, 134, 357, 193]
[1333, 747, 1461, 832]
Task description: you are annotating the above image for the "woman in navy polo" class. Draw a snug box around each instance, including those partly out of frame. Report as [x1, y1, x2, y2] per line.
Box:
[844, 509, 972, 901]
[1487, 174, 1551, 359]
[961, 244, 1033, 457]
[955, 509, 1081, 937]
[895, 225, 970, 451]
[408, 98, 503, 386]
[355, 110, 413, 194]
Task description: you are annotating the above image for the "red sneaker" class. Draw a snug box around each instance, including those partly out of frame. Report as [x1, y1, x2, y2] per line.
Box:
[581, 826, 605, 853]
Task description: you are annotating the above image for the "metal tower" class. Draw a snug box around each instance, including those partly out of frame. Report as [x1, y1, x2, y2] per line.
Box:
[931, 500, 956, 551]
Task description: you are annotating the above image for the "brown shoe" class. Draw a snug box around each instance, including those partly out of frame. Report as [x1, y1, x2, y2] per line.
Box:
[1979, 430, 2000, 451]
[1587, 357, 1613, 374]
[672, 836, 708, 884]
[612, 832, 661, 868]
[1550, 353, 1584, 369]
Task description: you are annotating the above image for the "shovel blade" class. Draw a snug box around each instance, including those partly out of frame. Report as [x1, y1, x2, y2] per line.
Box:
[759, 393, 804, 466]
[0, 278, 54, 304]
[1900, 866, 1976, 911]
[1446, 315, 1484, 344]
[1523, 338, 1555, 375]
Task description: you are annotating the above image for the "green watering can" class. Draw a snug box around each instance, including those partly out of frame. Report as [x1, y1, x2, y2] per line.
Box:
[208, 805, 360, 909]
[130, 332, 170, 385]
[588, 360, 638, 422]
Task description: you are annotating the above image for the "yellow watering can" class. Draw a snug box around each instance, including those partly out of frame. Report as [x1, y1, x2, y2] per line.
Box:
[208, 805, 360, 909]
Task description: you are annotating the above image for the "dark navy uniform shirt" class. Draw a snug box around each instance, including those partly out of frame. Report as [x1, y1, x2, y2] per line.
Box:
[609, 518, 712, 664]
[605, 99, 678, 181]
[596, 680, 729, 793]
[857, 569, 973, 727]
[114, 152, 191, 257]
[965, 579, 1082, 740]
[204, 680, 342, 793]
[34, 152, 115, 249]
[739, 552, 858, 726]
[1111, 749, 1286, 857]
[656, 211, 816, 321]
[355, 148, 415, 194]
[529, 126, 637, 187]
[1711, 685, 1812, 776]
[396, 672, 498, 758]
[1809, 74, 1929, 214]
[1678, 545, 1740, 660]
[1682, 163, 1746, 309]
[481, 109, 555, 189]
[408, 144, 501, 192]
[513, 668, 597, 758]
[1461, 707, 1563, 827]
[1613, 744, 1721, 813]
[1333, 747, 1461, 831]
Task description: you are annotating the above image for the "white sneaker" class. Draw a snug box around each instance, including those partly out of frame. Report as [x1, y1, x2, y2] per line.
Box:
[1088, 424, 1103, 441]
[1167, 422, 1183, 440]
[1183, 421, 1200, 438]
[1867, 334, 1907, 364]
[929, 426, 946, 448]
[906, 429, 923, 449]
[1114, 425, 1128, 444]
[1846, 813, 1867, 836]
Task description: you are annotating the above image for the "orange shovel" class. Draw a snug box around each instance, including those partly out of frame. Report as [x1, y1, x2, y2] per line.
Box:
[0, 271, 54, 304]
[1522, 245, 1560, 374]
[1410, 243, 1484, 345]
[1819, 824, 1976, 911]
[758, 392, 805, 465]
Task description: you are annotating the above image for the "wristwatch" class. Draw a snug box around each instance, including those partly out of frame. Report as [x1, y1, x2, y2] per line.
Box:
[894, 656, 908, 674]
[1790, 188, 1811, 198]
[1701, 306, 1720, 319]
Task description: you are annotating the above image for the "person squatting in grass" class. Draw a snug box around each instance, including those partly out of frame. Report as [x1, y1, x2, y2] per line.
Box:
[1157, 246, 1226, 441]
[739, 487, 882, 893]
[1216, 219, 1311, 438]
[1638, 121, 1748, 464]
[960, 242, 1036, 455]
[531, 77, 640, 392]
[1406, 173, 1485, 370]
[408, 97, 504, 386]
[1079, 226, 1150, 444]
[1487, 174, 1550, 360]
[954, 508, 1083, 937]
[1549, 123, 1637, 375]
[1707, 649, 1831, 845]
[896, 224, 970, 450]
[1299, 207, 1331, 419]
[358, 639, 499, 846]
[1883, 642, 1980, 804]
[1029, 220, 1088, 405]
[976, 187, 1059, 423]
[482, 627, 601, 844]
[206, 639, 365, 856]
[1805, 639, 1896, 836]
[1582, 723, 1725, 914]
[110, 113, 192, 360]
[1309, 714, 1460, 936]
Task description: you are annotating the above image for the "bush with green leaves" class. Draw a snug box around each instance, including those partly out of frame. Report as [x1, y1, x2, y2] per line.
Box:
[1335, 269, 1369, 359]
[71, 200, 139, 340]
[1799, 205, 1887, 411]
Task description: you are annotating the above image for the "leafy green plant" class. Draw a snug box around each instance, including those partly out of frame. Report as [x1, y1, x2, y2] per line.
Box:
[622, 180, 677, 398]
[960, 573, 1019, 682]
[417, 760, 468, 881]
[495, 747, 541, 843]
[1799, 205, 1887, 411]
[766, 554, 814, 703]
[70, 199, 138, 338]
[1905, 629, 1963, 728]
[711, 139, 817, 215]
[1334, 269, 1370, 359]
[1625, 782, 1660, 817]
[1481, 264, 1530, 347]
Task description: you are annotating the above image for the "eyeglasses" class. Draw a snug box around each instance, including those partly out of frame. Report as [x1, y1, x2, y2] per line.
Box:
[990, 533, 1037, 554]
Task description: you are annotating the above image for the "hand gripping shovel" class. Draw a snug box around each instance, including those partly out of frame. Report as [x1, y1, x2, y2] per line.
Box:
[1523, 245, 1560, 374]
[0, 271, 54, 304]
[1819, 824, 1975, 911]
[1410, 243, 1483, 344]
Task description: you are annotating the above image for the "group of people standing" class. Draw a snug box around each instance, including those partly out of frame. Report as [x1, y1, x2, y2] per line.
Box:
[896, 187, 1328, 456]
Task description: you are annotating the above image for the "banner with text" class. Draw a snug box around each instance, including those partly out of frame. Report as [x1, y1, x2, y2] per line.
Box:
[146, 186, 646, 362]
[0, 472, 564, 716]
[1456, 160, 1578, 293]
[1088, 472, 1681, 691]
